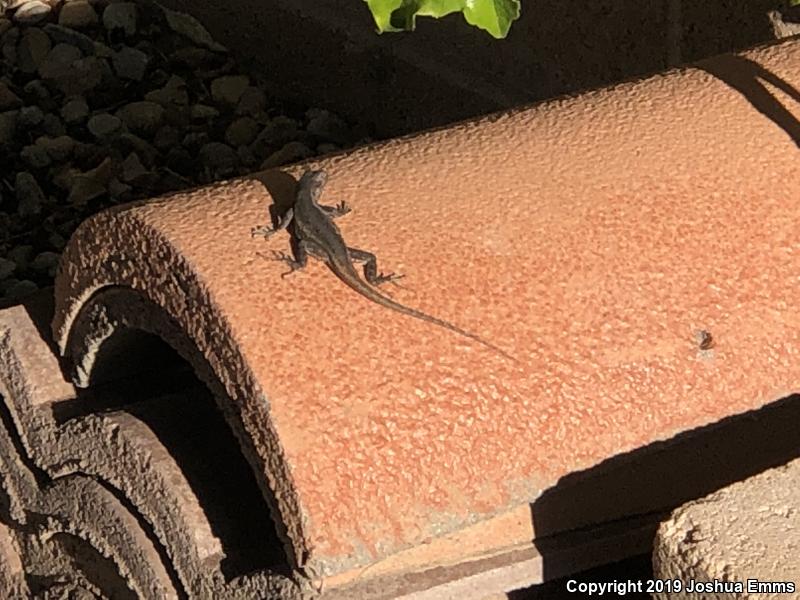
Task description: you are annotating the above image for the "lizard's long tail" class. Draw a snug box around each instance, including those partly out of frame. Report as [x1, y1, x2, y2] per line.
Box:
[337, 268, 518, 363]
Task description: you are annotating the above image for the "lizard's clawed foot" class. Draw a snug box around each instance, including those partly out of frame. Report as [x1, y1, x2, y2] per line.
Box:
[329, 201, 351, 217]
[251, 224, 277, 238]
[372, 271, 405, 286]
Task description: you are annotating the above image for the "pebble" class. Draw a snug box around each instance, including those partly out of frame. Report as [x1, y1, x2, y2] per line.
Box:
[60, 96, 89, 123]
[115, 100, 164, 136]
[17, 27, 51, 74]
[15, 172, 45, 217]
[210, 75, 249, 106]
[30, 250, 60, 276]
[0, 258, 16, 280]
[14, 1, 51, 25]
[5, 279, 39, 299]
[0, 0, 360, 301]
[112, 46, 148, 81]
[102, 2, 137, 36]
[58, 0, 99, 29]
[87, 113, 123, 139]
[0, 82, 22, 111]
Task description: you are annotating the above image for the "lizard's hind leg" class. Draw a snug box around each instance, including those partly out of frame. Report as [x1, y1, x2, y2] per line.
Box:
[348, 247, 405, 286]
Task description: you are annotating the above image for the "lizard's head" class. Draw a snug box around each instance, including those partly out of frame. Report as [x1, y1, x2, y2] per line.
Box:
[300, 170, 328, 193]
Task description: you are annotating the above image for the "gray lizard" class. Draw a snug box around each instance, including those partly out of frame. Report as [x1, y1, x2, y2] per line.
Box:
[252, 169, 516, 361]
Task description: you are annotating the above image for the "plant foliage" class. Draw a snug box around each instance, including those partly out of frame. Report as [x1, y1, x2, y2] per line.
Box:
[364, 0, 521, 39]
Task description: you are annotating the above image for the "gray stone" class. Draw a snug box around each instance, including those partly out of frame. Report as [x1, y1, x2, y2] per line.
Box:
[87, 113, 123, 140]
[7, 245, 33, 271]
[198, 141, 238, 175]
[14, 172, 45, 217]
[5, 279, 39, 299]
[236, 86, 266, 116]
[16, 27, 50, 74]
[210, 75, 249, 106]
[43, 24, 95, 55]
[38, 42, 82, 81]
[58, 0, 99, 29]
[115, 100, 164, 136]
[102, 2, 137, 36]
[17, 105, 44, 127]
[60, 96, 89, 123]
[30, 251, 60, 275]
[225, 116, 258, 147]
[0, 258, 16, 280]
[260, 141, 313, 169]
[112, 46, 148, 81]
[20, 144, 51, 168]
[35, 135, 75, 161]
[40, 113, 66, 136]
[0, 81, 22, 111]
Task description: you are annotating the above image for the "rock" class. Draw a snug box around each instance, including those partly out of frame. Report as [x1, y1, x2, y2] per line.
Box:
[115, 100, 164, 136]
[120, 152, 147, 183]
[169, 47, 219, 70]
[160, 6, 227, 53]
[58, 0, 99, 28]
[15, 172, 45, 216]
[197, 141, 238, 176]
[107, 177, 131, 200]
[66, 157, 113, 205]
[43, 24, 96, 55]
[12, 0, 51, 24]
[7, 245, 33, 272]
[259, 115, 300, 145]
[22, 79, 51, 106]
[17, 105, 44, 127]
[117, 132, 157, 165]
[16, 27, 50, 74]
[224, 116, 258, 147]
[0, 18, 11, 37]
[181, 131, 208, 153]
[152, 124, 180, 150]
[60, 96, 89, 123]
[111, 45, 148, 81]
[5, 279, 39, 299]
[0, 258, 16, 280]
[47, 232, 67, 250]
[306, 108, 351, 145]
[0, 81, 22, 111]
[38, 43, 82, 81]
[189, 104, 218, 121]
[36, 135, 75, 161]
[236, 86, 266, 116]
[20, 144, 51, 169]
[60, 55, 110, 95]
[40, 113, 66, 136]
[30, 251, 60, 276]
[0, 111, 17, 146]
[317, 142, 340, 155]
[210, 75, 249, 106]
[260, 141, 313, 169]
[102, 2, 137, 36]
[87, 113, 123, 140]
[144, 75, 188, 107]
[165, 146, 194, 175]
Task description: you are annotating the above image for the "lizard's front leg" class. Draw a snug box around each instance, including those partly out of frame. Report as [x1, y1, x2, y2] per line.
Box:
[348, 247, 404, 286]
[320, 201, 351, 219]
[251, 207, 295, 239]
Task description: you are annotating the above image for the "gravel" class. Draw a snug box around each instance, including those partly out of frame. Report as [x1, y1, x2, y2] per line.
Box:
[0, 0, 371, 300]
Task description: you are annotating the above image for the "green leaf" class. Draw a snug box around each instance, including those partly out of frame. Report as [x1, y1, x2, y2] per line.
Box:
[364, 0, 406, 32]
[463, 0, 521, 38]
[364, 0, 520, 39]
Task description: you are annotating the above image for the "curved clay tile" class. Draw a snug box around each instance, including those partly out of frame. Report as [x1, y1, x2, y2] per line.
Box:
[0, 37, 796, 598]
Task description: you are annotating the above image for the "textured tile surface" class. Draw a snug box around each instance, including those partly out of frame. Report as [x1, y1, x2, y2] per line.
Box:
[653, 458, 800, 599]
[49, 38, 800, 580]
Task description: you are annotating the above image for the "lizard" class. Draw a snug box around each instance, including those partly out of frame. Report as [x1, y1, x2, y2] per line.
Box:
[252, 169, 516, 361]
